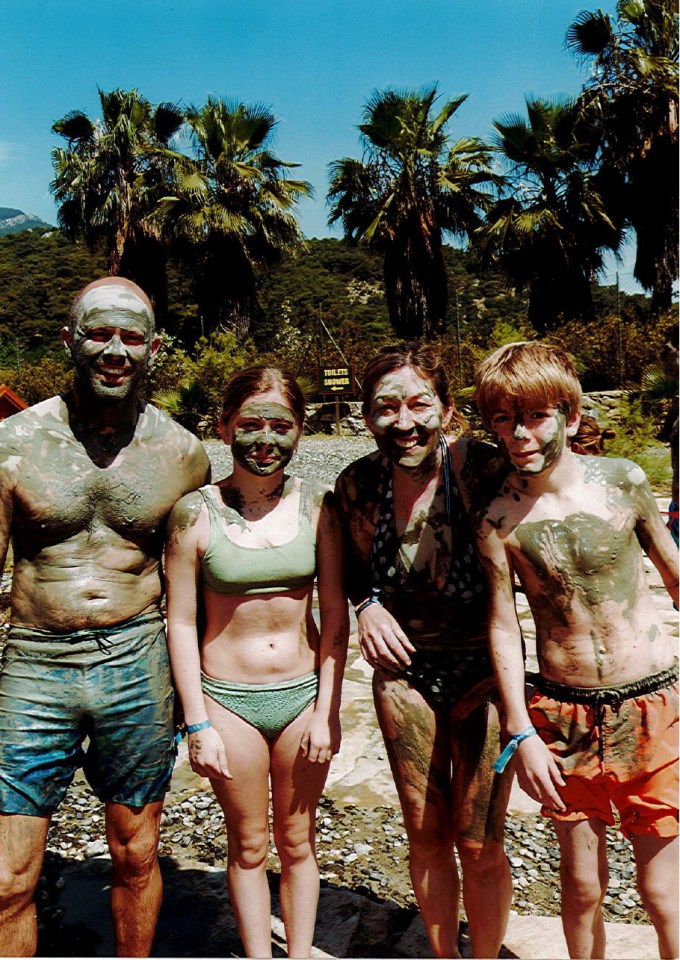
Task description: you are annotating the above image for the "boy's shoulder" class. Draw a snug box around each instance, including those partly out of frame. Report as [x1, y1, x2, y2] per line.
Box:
[578, 453, 648, 491]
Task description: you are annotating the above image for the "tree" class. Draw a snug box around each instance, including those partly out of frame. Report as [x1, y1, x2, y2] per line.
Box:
[478, 97, 621, 333]
[156, 97, 311, 341]
[327, 86, 497, 339]
[51, 88, 184, 321]
[567, 0, 679, 313]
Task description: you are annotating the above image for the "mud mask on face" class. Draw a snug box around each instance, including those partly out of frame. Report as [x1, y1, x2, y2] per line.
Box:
[369, 373, 443, 469]
[509, 411, 566, 475]
[230, 402, 298, 476]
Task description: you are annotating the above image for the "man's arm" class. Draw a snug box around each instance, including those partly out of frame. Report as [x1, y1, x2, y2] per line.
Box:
[0, 430, 19, 576]
[183, 434, 212, 493]
[476, 517, 566, 811]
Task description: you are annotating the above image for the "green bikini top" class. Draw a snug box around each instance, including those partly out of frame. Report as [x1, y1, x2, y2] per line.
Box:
[198, 483, 317, 596]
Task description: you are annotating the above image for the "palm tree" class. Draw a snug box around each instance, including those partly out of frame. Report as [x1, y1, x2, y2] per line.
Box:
[51, 88, 184, 321]
[155, 97, 311, 340]
[477, 97, 621, 333]
[567, 0, 679, 313]
[327, 86, 497, 339]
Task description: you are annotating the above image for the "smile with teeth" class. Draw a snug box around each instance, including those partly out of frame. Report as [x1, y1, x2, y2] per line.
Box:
[97, 364, 129, 376]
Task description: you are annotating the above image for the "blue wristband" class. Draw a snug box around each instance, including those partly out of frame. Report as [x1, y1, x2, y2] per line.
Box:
[175, 718, 212, 744]
[355, 596, 380, 616]
[493, 725, 537, 773]
[186, 719, 212, 734]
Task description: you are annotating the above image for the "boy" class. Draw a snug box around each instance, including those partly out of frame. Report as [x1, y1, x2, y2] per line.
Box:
[474, 341, 678, 960]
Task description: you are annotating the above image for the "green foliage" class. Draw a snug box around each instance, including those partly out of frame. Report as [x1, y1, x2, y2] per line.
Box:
[155, 96, 311, 339]
[567, 0, 679, 313]
[478, 97, 621, 332]
[605, 396, 673, 492]
[0, 228, 672, 422]
[51, 88, 185, 320]
[328, 86, 498, 338]
[0, 229, 106, 354]
[547, 311, 670, 390]
[0, 356, 72, 406]
[151, 329, 255, 435]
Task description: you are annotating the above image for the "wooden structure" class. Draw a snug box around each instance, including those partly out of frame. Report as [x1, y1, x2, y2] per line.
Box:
[0, 385, 27, 420]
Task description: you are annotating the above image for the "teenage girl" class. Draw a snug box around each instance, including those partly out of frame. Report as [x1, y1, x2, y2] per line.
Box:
[165, 366, 348, 959]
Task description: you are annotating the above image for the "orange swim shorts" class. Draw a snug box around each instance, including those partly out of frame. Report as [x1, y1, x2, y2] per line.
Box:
[529, 664, 679, 839]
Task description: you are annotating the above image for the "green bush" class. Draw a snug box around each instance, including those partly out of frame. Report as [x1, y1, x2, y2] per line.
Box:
[1, 357, 73, 406]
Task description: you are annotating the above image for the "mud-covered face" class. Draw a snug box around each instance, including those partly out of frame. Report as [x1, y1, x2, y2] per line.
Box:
[365, 367, 449, 470]
[490, 405, 576, 475]
[62, 285, 158, 402]
[223, 392, 301, 477]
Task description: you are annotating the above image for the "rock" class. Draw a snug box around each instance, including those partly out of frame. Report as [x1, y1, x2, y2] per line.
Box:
[82, 840, 107, 858]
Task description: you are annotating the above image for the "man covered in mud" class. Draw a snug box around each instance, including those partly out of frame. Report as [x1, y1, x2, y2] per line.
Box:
[0, 277, 210, 956]
[474, 341, 678, 960]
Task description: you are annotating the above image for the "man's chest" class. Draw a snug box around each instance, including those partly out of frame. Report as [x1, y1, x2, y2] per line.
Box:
[14, 444, 183, 540]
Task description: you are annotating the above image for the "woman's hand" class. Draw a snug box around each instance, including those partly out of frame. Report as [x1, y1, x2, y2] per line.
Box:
[187, 726, 232, 781]
[300, 710, 340, 764]
[357, 602, 415, 671]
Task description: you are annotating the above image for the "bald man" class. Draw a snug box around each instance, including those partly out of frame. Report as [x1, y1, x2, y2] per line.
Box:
[0, 277, 210, 956]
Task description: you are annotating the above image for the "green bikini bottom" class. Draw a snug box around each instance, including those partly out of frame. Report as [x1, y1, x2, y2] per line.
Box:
[200, 670, 318, 739]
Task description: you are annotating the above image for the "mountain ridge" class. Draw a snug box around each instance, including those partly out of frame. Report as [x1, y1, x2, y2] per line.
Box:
[0, 207, 53, 236]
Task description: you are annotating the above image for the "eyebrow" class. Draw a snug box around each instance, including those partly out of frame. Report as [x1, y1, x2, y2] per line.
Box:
[373, 390, 434, 402]
[237, 411, 295, 421]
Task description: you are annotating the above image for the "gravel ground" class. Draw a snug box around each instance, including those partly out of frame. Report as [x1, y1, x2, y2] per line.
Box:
[37, 775, 647, 953]
[204, 435, 378, 485]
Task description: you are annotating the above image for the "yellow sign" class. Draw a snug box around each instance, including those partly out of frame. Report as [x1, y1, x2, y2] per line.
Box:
[319, 366, 354, 394]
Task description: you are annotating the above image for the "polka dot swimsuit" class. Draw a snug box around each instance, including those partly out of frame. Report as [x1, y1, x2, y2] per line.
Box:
[370, 438, 493, 711]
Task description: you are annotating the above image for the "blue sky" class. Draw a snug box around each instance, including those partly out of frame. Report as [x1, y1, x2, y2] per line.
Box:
[1, 0, 642, 291]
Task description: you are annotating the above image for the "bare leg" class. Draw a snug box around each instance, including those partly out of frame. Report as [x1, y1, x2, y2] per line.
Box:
[207, 697, 274, 958]
[453, 694, 513, 957]
[105, 800, 164, 957]
[270, 703, 331, 958]
[631, 833, 678, 959]
[0, 813, 50, 957]
[373, 670, 460, 959]
[458, 837, 512, 958]
[553, 818, 608, 960]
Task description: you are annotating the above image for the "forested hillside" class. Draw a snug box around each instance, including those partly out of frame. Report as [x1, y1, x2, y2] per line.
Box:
[0, 227, 654, 365]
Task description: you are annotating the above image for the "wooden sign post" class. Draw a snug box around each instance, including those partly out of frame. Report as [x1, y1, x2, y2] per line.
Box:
[318, 366, 355, 435]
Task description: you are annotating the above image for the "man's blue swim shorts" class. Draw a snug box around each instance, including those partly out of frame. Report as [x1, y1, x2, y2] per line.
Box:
[0, 611, 175, 816]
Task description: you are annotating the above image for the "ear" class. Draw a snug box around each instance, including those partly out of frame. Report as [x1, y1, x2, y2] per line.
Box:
[363, 409, 374, 434]
[61, 327, 73, 355]
[566, 410, 581, 438]
[441, 403, 454, 431]
[148, 336, 161, 362]
[217, 417, 232, 445]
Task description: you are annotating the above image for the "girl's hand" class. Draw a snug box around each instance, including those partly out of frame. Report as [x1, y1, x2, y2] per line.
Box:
[187, 726, 232, 781]
[357, 602, 415, 670]
[300, 710, 340, 764]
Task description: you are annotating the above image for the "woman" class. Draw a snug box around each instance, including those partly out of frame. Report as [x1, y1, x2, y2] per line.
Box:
[335, 345, 513, 959]
[571, 413, 616, 456]
[165, 366, 348, 959]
